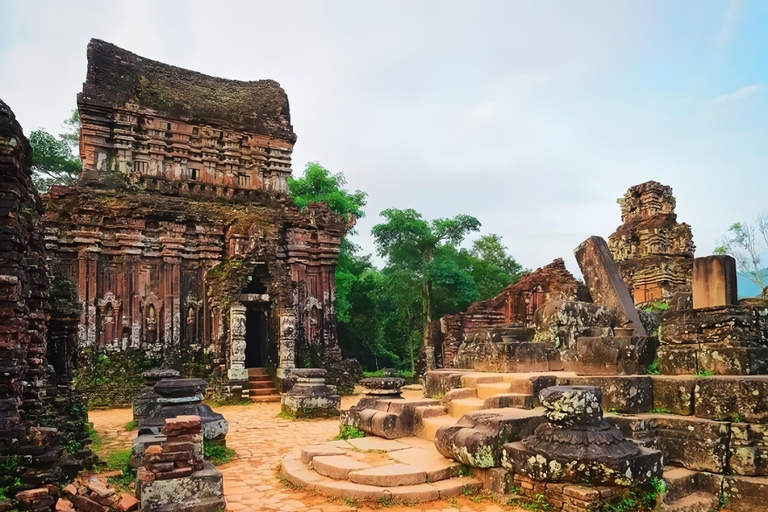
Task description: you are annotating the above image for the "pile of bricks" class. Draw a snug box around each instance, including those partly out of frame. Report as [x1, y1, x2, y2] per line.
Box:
[13, 474, 138, 512]
[137, 415, 204, 483]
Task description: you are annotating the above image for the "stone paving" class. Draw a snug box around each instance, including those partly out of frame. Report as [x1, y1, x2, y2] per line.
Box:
[89, 391, 526, 512]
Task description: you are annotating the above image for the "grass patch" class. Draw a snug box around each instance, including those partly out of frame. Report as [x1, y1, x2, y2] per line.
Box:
[88, 426, 103, 455]
[204, 440, 237, 466]
[278, 407, 340, 420]
[696, 370, 716, 378]
[124, 420, 137, 431]
[206, 397, 253, 407]
[335, 425, 366, 440]
[649, 408, 672, 414]
[377, 495, 394, 507]
[645, 360, 660, 375]
[342, 497, 360, 508]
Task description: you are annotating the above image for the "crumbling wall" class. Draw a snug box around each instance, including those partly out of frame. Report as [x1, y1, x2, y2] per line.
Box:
[607, 181, 694, 306]
[0, 99, 92, 493]
[438, 259, 589, 368]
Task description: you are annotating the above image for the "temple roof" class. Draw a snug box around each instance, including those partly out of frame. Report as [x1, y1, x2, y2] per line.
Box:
[78, 39, 296, 143]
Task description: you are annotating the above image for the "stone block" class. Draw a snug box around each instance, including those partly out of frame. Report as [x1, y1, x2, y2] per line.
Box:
[729, 422, 768, 476]
[695, 376, 768, 422]
[697, 346, 768, 375]
[434, 408, 544, 468]
[555, 376, 652, 414]
[424, 370, 467, 398]
[644, 414, 730, 473]
[722, 475, 768, 512]
[651, 375, 695, 415]
[657, 347, 698, 375]
[574, 236, 647, 337]
[575, 336, 653, 375]
[693, 255, 737, 309]
[136, 461, 224, 512]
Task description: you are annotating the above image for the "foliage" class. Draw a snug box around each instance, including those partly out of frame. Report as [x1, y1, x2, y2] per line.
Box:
[204, 440, 237, 466]
[277, 407, 340, 420]
[73, 347, 161, 407]
[716, 215, 768, 297]
[696, 370, 716, 378]
[645, 360, 660, 375]
[288, 162, 367, 221]
[642, 301, 669, 313]
[734, 412, 743, 423]
[30, 110, 82, 192]
[334, 425, 366, 440]
[124, 420, 137, 431]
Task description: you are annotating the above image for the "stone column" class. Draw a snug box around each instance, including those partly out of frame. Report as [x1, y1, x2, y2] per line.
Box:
[277, 311, 296, 382]
[227, 303, 247, 381]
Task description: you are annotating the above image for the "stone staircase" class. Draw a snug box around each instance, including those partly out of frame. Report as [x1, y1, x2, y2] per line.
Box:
[247, 368, 280, 402]
[660, 467, 721, 512]
[280, 435, 481, 500]
[415, 371, 569, 442]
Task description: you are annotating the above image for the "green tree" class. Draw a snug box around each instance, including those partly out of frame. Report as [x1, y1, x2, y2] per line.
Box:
[372, 208, 481, 365]
[287, 162, 366, 221]
[466, 234, 525, 300]
[30, 110, 81, 192]
[715, 215, 768, 297]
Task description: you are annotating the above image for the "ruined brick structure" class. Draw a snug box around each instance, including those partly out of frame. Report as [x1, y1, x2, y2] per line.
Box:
[437, 259, 589, 368]
[0, 99, 92, 496]
[43, 40, 351, 397]
[607, 181, 694, 305]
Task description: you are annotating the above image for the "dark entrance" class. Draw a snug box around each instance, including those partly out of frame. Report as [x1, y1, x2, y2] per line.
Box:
[244, 306, 268, 368]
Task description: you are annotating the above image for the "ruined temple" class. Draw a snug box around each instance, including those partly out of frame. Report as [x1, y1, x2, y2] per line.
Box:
[607, 181, 694, 306]
[42, 40, 352, 398]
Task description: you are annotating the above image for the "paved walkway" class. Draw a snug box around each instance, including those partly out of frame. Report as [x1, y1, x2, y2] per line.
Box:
[89, 393, 524, 512]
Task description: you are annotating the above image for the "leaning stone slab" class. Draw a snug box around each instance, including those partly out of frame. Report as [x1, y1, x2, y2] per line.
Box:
[574, 236, 647, 337]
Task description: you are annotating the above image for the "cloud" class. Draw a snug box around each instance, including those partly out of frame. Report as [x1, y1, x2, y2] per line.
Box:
[714, 0, 745, 56]
[712, 84, 762, 104]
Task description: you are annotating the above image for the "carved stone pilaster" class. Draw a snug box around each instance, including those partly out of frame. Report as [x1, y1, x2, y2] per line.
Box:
[277, 312, 297, 382]
[228, 303, 247, 381]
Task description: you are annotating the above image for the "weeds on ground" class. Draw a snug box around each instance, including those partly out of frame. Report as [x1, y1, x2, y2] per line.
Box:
[334, 425, 366, 440]
[645, 360, 660, 375]
[456, 464, 472, 477]
[696, 370, 716, 378]
[377, 495, 394, 507]
[649, 408, 672, 414]
[204, 440, 237, 466]
[124, 420, 137, 431]
[342, 496, 360, 507]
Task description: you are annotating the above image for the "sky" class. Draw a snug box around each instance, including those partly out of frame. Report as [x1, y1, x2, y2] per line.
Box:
[1, 0, 767, 275]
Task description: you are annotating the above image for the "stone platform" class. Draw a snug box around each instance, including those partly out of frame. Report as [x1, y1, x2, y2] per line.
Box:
[281, 435, 481, 501]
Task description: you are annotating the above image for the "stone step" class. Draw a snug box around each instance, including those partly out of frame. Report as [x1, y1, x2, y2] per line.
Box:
[483, 393, 536, 409]
[388, 446, 461, 482]
[446, 398, 485, 418]
[460, 373, 504, 388]
[247, 367, 268, 377]
[662, 492, 720, 512]
[249, 379, 274, 388]
[312, 455, 373, 480]
[475, 382, 511, 399]
[282, 456, 481, 501]
[418, 415, 457, 442]
[349, 464, 427, 487]
[249, 387, 278, 396]
[249, 395, 280, 403]
[663, 467, 699, 503]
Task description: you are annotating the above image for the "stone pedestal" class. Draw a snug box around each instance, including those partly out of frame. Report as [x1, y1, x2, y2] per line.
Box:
[281, 369, 340, 417]
[504, 386, 662, 486]
[136, 415, 225, 512]
[138, 379, 228, 443]
[133, 369, 180, 422]
[359, 377, 405, 405]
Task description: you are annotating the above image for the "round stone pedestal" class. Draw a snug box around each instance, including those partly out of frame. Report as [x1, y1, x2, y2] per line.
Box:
[281, 369, 340, 417]
[133, 369, 181, 422]
[139, 378, 228, 442]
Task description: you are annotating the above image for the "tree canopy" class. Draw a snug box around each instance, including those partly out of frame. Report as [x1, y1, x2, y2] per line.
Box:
[30, 110, 82, 192]
[287, 162, 367, 221]
[716, 214, 768, 297]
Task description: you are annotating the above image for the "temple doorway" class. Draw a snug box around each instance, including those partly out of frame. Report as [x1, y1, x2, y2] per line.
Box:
[245, 305, 268, 368]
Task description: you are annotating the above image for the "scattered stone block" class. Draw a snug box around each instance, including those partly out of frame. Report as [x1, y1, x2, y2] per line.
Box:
[136, 461, 225, 512]
[729, 422, 768, 476]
